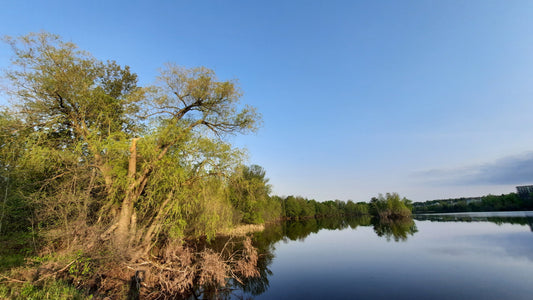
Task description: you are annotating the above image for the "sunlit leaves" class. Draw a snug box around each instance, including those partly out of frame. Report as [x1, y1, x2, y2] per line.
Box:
[1, 31, 265, 250]
[369, 193, 412, 219]
[228, 165, 274, 224]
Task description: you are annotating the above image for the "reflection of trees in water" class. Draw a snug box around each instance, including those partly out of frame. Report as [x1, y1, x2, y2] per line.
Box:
[414, 215, 533, 232]
[186, 236, 260, 300]
[283, 218, 319, 241]
[205, 216, 418, 299]
[277, 215, 416, 243]
[202, 215, 533, 298]
[279, 215, 375, 243]
[372, 218, 418, 242]
[231, 224, 283, 297]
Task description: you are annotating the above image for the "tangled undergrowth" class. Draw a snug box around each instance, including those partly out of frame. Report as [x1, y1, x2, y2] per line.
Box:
[0, 236, 260, 299]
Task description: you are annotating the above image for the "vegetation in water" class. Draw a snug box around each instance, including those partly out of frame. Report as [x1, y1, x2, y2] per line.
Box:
[0, 31, 415, 298]
[203, 215, 418, 298]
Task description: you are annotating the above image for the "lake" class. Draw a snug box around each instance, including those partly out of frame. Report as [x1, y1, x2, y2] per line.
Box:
[224, 212, 533, 299]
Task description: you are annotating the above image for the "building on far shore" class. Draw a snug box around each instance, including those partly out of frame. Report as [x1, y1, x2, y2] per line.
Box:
[516, 185, 533, 198]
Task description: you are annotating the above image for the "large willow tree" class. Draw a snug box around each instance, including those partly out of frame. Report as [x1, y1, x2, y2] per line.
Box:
[1, 32, 259, 252]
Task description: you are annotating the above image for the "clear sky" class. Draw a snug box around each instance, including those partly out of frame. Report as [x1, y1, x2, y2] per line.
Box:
[2, 0, 533, 202]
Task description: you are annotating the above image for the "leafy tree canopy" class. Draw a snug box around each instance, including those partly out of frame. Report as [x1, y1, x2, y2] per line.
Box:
[0, 32, 261, 252]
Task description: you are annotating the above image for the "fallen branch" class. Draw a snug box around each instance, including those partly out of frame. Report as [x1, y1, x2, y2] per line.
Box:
[34, 260, 76, 282]
[0, 259, 77, 285]
[100, 223, 118, 240]
[0, 274, 26, 284]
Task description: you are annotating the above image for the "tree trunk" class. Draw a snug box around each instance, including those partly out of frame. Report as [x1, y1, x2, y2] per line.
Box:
[141, 190, 174, 253]
[115, 193, 134, 248]
[114, 138, 140, 249]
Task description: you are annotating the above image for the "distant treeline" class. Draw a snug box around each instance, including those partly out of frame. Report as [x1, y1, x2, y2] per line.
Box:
[271, 196, 369, 220]
[260, 192, 412, 223]
[413, 193, 533, 213]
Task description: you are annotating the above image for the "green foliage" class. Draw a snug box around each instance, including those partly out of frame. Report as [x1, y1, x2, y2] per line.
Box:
[412, 193, 532, 213]
[261, 195, 283, 223]
[369, 193, 412, 220]
[187, 178, 234, 240]
[68, 251, 94, 281]
[0, 111, 35, 237]
[0, 253, 25, 270]
[0, 280, 89, 300]
[278, 196, 369, 220]
[228, 165, 277, 224]
[283, 196, 314, 219]
[345, 200, 369, 215]
[0, 31, 419, 297]
[0, 31, 262, 253]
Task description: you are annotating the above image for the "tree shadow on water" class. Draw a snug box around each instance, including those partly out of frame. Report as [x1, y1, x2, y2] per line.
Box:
[372, 218, 418, 242]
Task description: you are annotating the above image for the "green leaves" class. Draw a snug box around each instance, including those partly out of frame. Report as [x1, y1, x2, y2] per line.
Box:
[1, 31, 265, 251]
[5, 32, 141, 145]
[150, 64, 260, 136]
[228, 165, 274, 224]
[369, 193, 412, 219]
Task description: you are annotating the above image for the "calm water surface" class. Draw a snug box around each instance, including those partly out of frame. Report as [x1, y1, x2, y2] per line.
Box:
[230, 212, 533, 299]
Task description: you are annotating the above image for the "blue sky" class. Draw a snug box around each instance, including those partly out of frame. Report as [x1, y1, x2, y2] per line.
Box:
[1, 1, 533, 202]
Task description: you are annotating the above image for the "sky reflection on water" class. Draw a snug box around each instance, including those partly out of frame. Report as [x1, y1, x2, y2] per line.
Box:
[236, 213, 533, 300]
